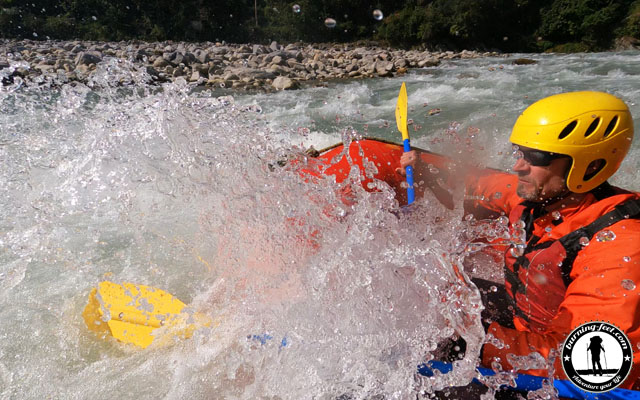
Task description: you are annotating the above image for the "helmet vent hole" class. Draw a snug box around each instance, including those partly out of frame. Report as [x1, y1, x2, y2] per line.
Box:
[603, 115, 618, 138]
[584, 159, 606, 181]
[558, 120, 577, 139]
[584, 117, 600, 137]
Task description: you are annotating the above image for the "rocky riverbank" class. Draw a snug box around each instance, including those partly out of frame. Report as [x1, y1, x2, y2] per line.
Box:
[0, 39, 502, 91]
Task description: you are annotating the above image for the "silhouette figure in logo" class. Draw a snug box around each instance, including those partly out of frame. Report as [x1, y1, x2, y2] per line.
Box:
[587, 335, 606, 376]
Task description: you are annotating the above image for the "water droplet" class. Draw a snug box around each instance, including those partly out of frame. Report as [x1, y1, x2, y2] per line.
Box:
[579, 237, 590, 246]
[544, 226, 552, 233]
[91, 15, 97, 20]
[493, 192, 502, 199]
[118, 312, 124, 319]
[623, 256, 631, 262]
[622, 279, 636, 291]
[490, 285, 498, 292]
[428, 164, 439, 174]
[324, 18, 337, 28]
[372, 9, 384, 21]
[537, 264, 545, 270]
[497, 216, 509, 226]
[510, 245, 524, 257]
[292, 4, 301, 13]
[512, 220, 525, 230]
[552, 211, 562, 220]
[595, 230, 616, 242]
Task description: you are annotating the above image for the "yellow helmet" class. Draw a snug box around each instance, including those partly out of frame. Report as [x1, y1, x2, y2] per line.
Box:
[510, 91, 634, 193]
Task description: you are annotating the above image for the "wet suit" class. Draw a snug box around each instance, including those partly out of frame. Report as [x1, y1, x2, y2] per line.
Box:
[464, 171, 640, 390]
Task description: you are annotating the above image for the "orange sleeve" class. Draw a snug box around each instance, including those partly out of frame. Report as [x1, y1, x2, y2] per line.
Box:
[464, 171, 521, 219]
[482, 219, 640, 389]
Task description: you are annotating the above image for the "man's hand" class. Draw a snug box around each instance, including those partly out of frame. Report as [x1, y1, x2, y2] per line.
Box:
[396, 150, 454, 210]
[395, 150, 420, 177]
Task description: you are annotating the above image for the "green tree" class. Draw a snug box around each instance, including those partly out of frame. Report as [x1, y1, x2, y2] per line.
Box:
[537, 0, 631, 50]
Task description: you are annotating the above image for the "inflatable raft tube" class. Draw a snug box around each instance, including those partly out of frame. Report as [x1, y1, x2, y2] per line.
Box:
[303, 137, 464, 207]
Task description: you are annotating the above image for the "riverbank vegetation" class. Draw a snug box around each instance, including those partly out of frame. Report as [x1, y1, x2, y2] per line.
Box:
[1, 0, 639, 52]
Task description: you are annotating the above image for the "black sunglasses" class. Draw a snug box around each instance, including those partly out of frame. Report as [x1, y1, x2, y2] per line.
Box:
[512, 145, 568, 166]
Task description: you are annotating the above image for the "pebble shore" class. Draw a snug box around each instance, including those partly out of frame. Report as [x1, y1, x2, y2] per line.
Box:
[0, 39, 505, 90]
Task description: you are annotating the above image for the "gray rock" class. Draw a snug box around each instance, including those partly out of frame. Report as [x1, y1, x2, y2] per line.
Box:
[208, 65, 223, 76]
[209, 46, 228, 55]
[75, 51, 102, 65]
[393, 58, 408, 69]
[512, 58, 537, 65]
[153, 57, 171, 68]
[271, 55, 285, 66]
[193, 63, 209, 74]
[189, 69, 204, 82]
[135, 48, 150, 61]
[75, 64, 91, 74]
[182, 52, 196, 65]
[272, 76, 298, 90]
[345, 64, 357, 73]
[252, 44, 267, 55]
[223, 72, 239, 81]
[375, 60, 394, 74]
[194, 49, 209, 63]
[418, 58, 440, 68]
[172, 67, 185, 77]
[172, 53, 184, 65]
[146, 66, 160, 78]
[70, 44, 84, 54]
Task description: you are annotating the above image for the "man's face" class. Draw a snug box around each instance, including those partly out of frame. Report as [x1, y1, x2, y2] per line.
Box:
[512, 146, 572, 202]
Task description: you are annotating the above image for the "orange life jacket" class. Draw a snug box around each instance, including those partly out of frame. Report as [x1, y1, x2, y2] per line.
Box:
[466, 172, 640, 389]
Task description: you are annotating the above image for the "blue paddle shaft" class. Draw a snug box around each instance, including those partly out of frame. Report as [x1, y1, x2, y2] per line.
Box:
[403, 139, 415, 204]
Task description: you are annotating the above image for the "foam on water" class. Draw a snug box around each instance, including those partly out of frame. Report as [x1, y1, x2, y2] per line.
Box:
[1, 50, 640, 399]
[0, 57, 490, 399]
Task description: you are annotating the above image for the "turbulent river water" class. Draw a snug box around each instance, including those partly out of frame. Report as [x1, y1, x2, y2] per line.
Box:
[1, 50, 639, 399]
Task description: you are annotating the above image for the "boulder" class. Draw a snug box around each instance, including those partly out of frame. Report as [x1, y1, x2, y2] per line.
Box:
[272, 76, 298, 90]
[75, 51, 102, 66]
[153, 57, 170, 68]
[512, 58, 537, 65]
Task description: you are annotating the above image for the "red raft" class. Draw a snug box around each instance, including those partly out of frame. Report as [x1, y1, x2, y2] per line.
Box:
[304, 138, 455, 206]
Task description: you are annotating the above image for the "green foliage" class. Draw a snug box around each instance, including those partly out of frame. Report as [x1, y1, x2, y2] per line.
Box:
[537, 0, 631, 50]
[619, 0, 640, 37]
[0, 0, 637, 52]
[547, 42, 591, 53]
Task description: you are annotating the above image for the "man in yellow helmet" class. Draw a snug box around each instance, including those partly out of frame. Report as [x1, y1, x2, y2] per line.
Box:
[398, 91, 640, 389]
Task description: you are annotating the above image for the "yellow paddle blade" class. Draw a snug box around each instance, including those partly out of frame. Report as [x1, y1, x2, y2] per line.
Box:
[82, 281, 212, 348]
[395, 82, 409, 141]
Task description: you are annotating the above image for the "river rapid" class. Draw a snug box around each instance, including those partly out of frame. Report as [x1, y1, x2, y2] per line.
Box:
[1, 50, 639, 399]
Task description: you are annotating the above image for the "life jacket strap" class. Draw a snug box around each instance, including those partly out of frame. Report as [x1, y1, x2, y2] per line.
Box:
[558, 198, 640, 286]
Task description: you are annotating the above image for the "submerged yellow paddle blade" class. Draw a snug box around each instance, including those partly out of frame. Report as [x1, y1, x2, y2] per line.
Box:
[395, 82, 409, 141]
[82, 281, 211, 348]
